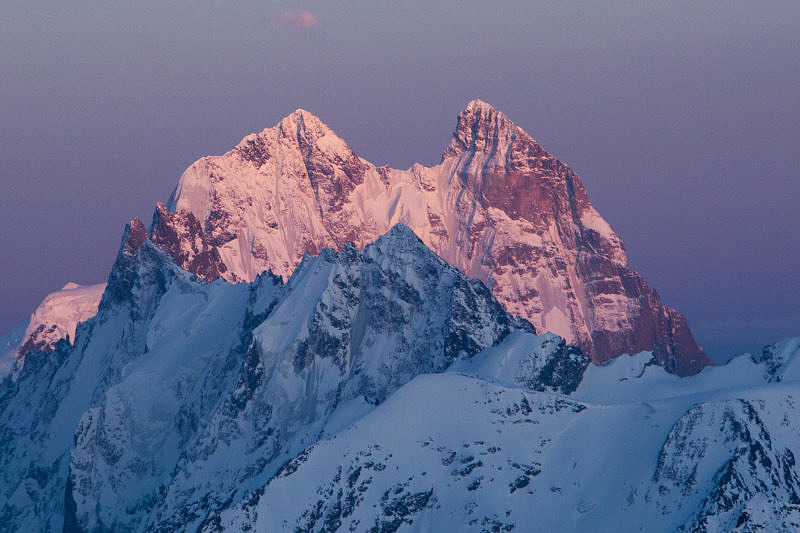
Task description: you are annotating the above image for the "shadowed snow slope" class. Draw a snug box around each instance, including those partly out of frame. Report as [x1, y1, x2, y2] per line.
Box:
[0, 221, 797, 532]
[0, 223, 558, 532]
[211, 340, 800, 533]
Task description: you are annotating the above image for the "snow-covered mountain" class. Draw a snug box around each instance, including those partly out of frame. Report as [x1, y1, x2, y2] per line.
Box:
[5, 101, 797, 532]
[0, 220, 572, 532]
[157, 100, 709, 375]
[0, 282, 104, 377]
[4, 100, 707, 378]
[1, 217, 798, 532]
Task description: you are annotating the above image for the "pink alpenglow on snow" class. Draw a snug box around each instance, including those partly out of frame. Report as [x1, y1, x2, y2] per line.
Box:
[0, 282, 105, 376]
[154, 100, 711, 376]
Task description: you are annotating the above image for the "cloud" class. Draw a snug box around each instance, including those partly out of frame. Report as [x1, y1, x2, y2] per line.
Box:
[270, 10, 319, 29]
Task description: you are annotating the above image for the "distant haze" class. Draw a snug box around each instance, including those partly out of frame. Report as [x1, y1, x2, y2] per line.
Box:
[1, 1, 798, 362]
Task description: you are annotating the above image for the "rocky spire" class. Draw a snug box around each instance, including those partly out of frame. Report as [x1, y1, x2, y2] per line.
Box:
[443, 99, 546, 162]
[103, 217, 149, 306]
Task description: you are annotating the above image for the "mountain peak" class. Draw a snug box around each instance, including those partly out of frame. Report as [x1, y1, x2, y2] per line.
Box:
[227, 107, 355, 170]
[275, 107, 337, 141]
[457, 99, 511, 133]
[362, 224, 445, 272]
[230, 108, 340, 154]
[443, 99, 541, 160]
[464, 98, 500, 113]
[122, 217, 148, 256]
[281, 107, 328, 128]
[373, 223, 423, 247]
[13, 281, 105, 363]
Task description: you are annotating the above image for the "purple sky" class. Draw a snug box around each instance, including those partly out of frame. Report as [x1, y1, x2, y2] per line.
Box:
[1, 2, 798, 362]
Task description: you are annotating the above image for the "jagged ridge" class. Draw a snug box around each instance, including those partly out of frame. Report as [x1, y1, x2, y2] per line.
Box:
[1, 220, 584, 532]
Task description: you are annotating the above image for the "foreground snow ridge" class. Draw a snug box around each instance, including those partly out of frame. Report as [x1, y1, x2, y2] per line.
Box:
[1, 220, 798, 532]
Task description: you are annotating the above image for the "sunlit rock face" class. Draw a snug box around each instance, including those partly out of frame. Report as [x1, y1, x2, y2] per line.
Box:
[160, 100, 709, 375]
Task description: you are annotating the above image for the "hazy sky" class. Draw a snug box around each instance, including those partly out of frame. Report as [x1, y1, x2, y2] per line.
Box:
[1, 1, 798, 362]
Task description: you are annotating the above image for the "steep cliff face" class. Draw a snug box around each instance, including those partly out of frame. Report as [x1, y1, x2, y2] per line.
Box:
[160, 100, 709, 374]
[0, 218, 173, 533]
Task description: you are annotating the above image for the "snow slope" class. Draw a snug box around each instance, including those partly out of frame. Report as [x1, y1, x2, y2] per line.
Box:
[211, 340, 800, 533]
[0, 220, 798, 532]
